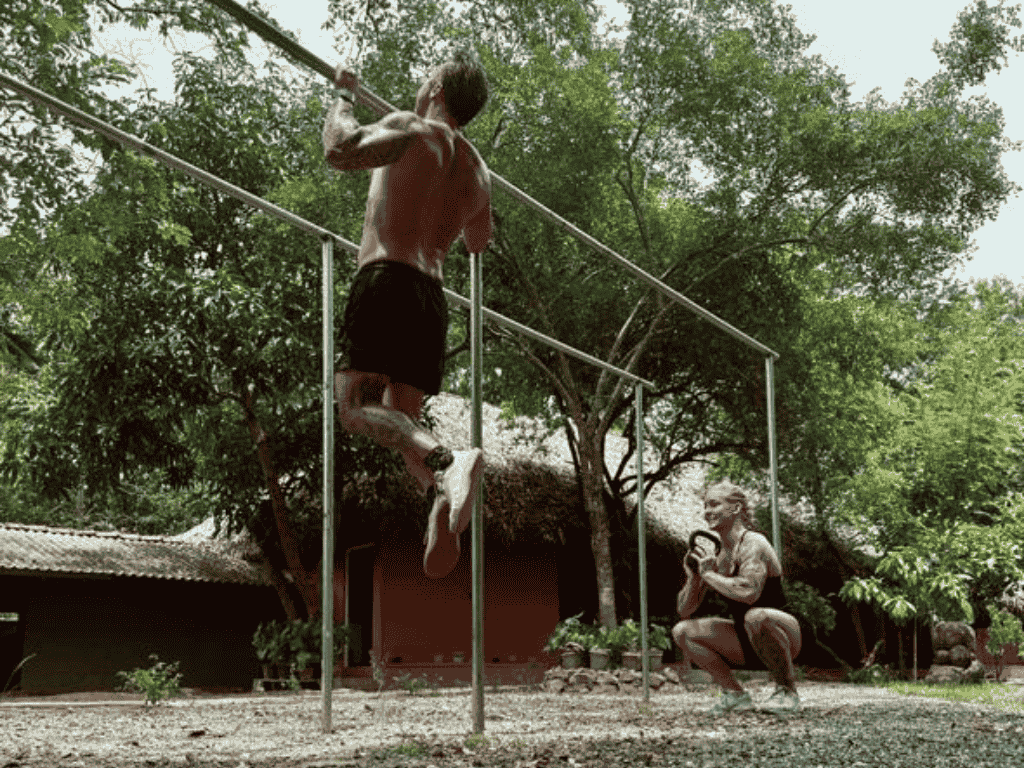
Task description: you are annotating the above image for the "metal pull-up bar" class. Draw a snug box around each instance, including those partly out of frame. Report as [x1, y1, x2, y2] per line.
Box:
[0, 71, 652, 392]
[0, 66, 658, 732]
[203, 0, 779, 360]
[203, 0, 784, 617]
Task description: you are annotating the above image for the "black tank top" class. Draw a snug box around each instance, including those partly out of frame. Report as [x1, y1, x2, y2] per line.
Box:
[721, 530, 788, 669]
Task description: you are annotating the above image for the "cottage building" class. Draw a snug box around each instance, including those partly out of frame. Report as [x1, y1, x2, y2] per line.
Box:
[0, 521, 279, 695]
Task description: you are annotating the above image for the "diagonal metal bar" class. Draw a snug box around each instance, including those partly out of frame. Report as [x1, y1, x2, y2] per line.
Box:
[203, 0, 778, 359]
[0, 69, 651, 389]
[443, 291, 653, 388]
[0, 72, 346, 245]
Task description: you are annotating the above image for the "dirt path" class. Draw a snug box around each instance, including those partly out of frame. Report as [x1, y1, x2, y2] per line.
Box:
[2, 682, 1023, 768]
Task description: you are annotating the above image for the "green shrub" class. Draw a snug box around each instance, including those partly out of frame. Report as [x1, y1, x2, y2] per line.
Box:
[985, 604, 1024, 680]
[544, 612, 594, 651]
[394, 672, 430, 695]
[116, 655, 183, 705]
[846, 664, 891, 685]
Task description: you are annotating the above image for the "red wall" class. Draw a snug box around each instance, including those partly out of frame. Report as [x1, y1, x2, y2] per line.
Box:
[374, 538, 559, 665]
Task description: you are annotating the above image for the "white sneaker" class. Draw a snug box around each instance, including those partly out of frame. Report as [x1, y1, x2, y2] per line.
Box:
[761, 686, 801, 714]
[709, 689, 754, 715]
[443, 448, 484, 535]
[422, 489, 459, 579]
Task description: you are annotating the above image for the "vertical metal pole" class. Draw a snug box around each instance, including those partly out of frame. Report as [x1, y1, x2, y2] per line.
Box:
[765, 356, 781, 563]
[470, 251, 485, 733]
[321, 236, 335, 734]
[636, 383, 650, 701]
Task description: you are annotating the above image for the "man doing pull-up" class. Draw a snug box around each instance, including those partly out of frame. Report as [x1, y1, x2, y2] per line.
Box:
[322, 49, 491, 579]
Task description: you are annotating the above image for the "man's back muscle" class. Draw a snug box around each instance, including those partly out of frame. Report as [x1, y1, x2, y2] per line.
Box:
[359, 117, 490, 281]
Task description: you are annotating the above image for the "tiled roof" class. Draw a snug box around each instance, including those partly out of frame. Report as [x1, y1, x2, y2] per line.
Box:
[0, 522, 270, 586]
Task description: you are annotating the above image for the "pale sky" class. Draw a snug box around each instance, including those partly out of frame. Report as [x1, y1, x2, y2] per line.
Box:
[94, 0, 1023, 284]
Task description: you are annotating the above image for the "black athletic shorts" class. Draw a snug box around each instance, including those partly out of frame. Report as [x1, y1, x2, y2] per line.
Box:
[339, 260, 448, 395]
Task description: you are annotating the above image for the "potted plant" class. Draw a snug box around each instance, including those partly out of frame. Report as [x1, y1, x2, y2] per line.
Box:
[452, 651, 466, 664]
[281, 620, 318, 680]
[647, 623, 672, 671]
[588, 626, 613, 671]
[545, 612, 593, 669]
[619, 621, 673, 671]
[619, 620, 644, 670]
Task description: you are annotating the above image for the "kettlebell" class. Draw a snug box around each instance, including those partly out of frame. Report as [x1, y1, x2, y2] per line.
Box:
[685, 529, 722, 573]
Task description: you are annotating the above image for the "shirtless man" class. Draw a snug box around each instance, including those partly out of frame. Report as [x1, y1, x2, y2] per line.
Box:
[322, 49, 491, 580]
[673, 481, 802, 714]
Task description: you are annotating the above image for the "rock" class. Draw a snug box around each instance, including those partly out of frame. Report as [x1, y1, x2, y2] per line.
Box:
[933, 622, 976, 652]
[964, 660, 986, 683]
[617, 669, 639, 685]
[542, 664, 685, 695]
[925, 665, 964, 684]
[592, 671, 620, 694]
[934, 649, 952, 665]
[567, 669, 595, 691]
[949, 644, 972, 667]
[544, 677, 566, 693]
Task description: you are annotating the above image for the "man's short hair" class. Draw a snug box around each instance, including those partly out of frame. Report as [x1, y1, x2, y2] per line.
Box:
[434, 47, 489, 128]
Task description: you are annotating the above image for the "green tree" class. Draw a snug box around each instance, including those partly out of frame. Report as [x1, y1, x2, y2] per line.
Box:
[464, 0, 1023, 626]
[838, 280, 1024, 655]
[0, 53, 377, 618]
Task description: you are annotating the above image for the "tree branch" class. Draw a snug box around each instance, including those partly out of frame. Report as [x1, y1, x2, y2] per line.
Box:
[97, 0, 178, 16]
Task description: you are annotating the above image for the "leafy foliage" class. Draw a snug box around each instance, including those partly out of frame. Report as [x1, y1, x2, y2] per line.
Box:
[985, 604, 1024, 680]
[837, 281, 1024, 625]
[115, 654, 183, 705]
[3, 0, 1024, 633]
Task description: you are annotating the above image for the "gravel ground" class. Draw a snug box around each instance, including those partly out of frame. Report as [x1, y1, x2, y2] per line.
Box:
[2, 682, 1024, 768]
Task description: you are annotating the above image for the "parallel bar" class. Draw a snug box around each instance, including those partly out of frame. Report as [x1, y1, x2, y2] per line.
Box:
[0, 69, 651, 393]
[490, 177, 779, 358]
[0, 72, 344, 245]
[766, 356, 781, 562]
[470, 252, 485, 733]
[636, 383, 650, 701]
[443, 290, 654, 389]
[320, 236, 335, 733]
[202, 0, 778, 358]
[204, 0, 392, 114]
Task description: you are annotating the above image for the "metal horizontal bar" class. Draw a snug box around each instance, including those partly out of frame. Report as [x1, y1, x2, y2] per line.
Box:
[443, 290, 654, 388]
[0, 70, 648, 385]
[203, 0, 778, 359]
[204, 0, 392, 115]
[0, 71, 349, 247]
[488, 178, 779, 358]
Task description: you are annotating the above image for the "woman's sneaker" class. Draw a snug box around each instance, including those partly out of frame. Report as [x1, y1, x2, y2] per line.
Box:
[761, 686, 801, 714]
[709, 689, 754, 715]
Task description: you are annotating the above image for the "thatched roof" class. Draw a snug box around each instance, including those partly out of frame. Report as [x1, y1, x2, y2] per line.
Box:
[335, 393, 709, 551]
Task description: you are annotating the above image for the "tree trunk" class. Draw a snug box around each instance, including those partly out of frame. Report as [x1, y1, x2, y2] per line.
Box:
[913, 618, 918, 682]
[243, 389, 320, 619]
[898, 626, 905, 677]
[851, 604, 868, 661]
[578, 427, 617, 629]
[259, 556, 299, 622]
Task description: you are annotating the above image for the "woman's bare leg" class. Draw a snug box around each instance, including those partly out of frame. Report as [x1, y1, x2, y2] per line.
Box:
[745, 609, 802, 693]
[673, 618, 746, 692]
